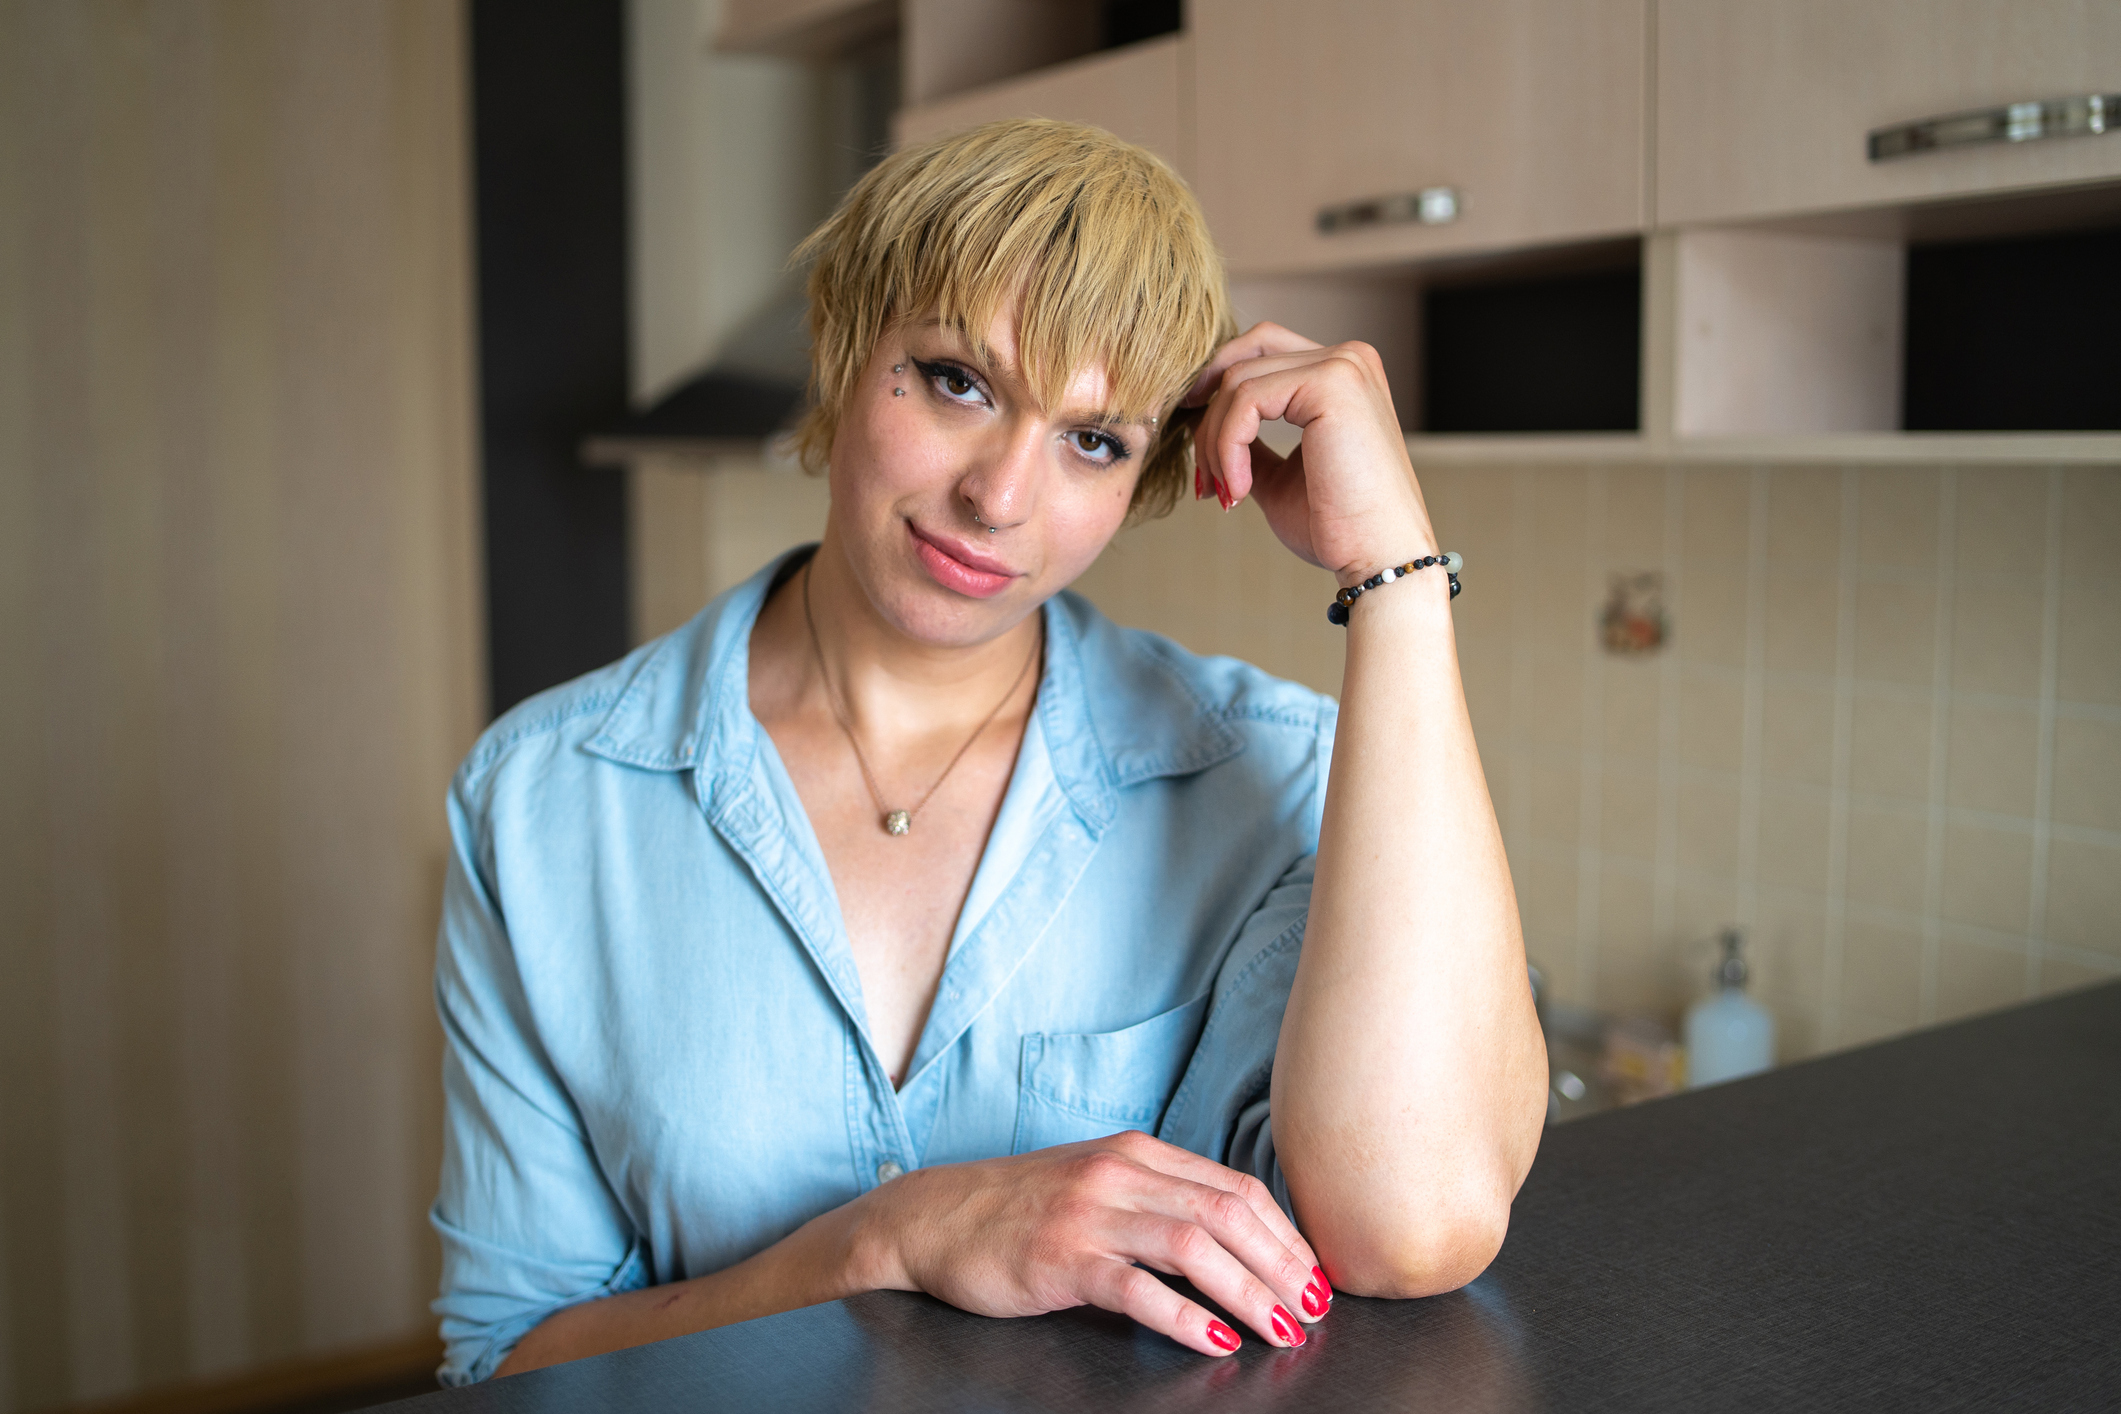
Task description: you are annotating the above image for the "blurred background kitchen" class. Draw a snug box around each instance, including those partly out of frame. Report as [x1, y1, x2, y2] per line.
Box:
[2, 2, 2116, 1410]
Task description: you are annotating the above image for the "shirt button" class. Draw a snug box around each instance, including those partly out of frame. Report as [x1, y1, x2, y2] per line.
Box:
[876, 1160, 904, 1183]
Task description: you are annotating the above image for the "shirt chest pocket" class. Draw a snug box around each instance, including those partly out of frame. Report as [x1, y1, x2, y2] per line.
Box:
[1012, 993, 1212, 1155]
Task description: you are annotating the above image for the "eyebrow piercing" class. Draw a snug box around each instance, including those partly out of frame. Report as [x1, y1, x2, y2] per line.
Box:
[893, 363, 905, 396]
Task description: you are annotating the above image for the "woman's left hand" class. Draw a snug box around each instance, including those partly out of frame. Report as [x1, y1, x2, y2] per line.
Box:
[1182, 323, 1435, 583]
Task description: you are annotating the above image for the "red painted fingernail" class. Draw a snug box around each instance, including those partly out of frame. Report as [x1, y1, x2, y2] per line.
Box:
[1271, 1305, 1306, 1346]
[1207, 1319, 1241, 1351]
[1314, 1266, 1333, 1303]
[1302, 1283, 1326, 1318]
[1194, 466, 1205, 500]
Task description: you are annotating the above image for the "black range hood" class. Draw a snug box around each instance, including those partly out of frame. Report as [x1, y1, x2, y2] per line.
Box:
[581, 293, 809, 466]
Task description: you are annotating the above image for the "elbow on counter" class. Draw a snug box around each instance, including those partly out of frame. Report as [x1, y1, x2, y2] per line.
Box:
[1280, 1107, 1539, 1299]
[1279, 1063, 1549, 1298]
[1303, 1182, 1514, 1300]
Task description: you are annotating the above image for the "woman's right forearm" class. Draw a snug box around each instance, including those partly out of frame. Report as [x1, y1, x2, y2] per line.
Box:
[495, 1197, 887, 1377]
[503, 1134, 1332, 1375]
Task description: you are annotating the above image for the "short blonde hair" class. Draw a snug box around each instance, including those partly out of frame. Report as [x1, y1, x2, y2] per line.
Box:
[792, 118, 1233, 522]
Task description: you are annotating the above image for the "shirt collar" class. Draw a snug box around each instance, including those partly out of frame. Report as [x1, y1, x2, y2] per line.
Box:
[584, 547, 1246, 831]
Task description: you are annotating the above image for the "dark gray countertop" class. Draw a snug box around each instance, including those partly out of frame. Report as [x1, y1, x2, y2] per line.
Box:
[381, 980, 2121, 1412]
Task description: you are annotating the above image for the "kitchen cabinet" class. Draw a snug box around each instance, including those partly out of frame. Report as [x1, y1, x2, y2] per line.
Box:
[1191, 0, 1647, 275]
[900, 0, 1104, 107]
[893, 32, 1187, 174]
[879, 0, 2121, 447]
[1657, 0, 2121, 225]
[1657, 228, 1905, 437]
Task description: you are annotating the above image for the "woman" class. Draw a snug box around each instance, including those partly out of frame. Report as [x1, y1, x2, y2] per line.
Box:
[431, 118, 1546, 1384]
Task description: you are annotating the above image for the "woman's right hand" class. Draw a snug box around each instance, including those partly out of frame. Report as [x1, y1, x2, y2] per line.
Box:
[847, 1129, 1332, 1355]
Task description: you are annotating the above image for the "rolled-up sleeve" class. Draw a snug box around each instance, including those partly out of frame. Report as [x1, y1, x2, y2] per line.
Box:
[1155, 851, 1313, 1217]
[430, 774, 646, 1385]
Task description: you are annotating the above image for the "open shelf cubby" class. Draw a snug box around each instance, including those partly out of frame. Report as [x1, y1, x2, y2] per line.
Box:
[1239, 182, 2121, 463]
[1230, 237, 1645, 438]
[1903, 223, 2119, 433]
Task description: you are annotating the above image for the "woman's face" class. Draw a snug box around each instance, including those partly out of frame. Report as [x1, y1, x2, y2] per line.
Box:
[825, 305, 1154, 648]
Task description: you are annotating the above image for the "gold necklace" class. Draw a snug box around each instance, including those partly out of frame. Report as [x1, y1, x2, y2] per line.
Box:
[801, 562, 1041, 837]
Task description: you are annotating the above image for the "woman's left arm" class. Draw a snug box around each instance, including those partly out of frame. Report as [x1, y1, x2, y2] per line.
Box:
[1187, 325, 1550, 1299]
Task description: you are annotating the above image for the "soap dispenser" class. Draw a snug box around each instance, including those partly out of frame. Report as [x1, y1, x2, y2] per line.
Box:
[1684, 929, 1775, 1087]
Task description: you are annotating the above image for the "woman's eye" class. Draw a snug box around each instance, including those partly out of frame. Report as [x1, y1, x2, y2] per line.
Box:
[917, 361, 985, 404]
[1068, 430, 1124, 463]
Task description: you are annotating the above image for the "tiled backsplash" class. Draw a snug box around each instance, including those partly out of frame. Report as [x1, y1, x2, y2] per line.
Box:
[1087, 459, 2121, 1064]
[635, 456, 2121, 1065]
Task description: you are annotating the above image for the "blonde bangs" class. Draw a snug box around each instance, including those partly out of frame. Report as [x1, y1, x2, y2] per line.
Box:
[793, 119, 1233, 521]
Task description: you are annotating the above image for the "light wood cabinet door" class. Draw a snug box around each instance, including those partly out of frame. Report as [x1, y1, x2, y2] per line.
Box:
[1658, 0, 2121, 225]
[893, 35, 1187, 176]
[1192, 0, 1647, 275]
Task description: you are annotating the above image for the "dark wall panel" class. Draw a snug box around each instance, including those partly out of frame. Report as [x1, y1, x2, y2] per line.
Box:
[471, 0, 632, 717]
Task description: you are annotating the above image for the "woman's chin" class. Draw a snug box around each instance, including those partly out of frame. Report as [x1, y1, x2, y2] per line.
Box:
[826, 515, 1053, 648]
[870, 569, 1040, 649]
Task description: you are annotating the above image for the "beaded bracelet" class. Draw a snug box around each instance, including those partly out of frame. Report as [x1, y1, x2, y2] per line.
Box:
[1326, 552, 1462, 625]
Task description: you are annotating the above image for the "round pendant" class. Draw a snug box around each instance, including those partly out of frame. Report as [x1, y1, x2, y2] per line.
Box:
[883, 810, 912, 836]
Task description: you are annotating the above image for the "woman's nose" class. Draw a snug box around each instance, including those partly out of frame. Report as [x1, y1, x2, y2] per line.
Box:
[959, 421, 1043, 531]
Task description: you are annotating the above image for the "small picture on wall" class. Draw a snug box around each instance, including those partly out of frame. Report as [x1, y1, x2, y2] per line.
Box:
[1602, 571, 1668, 655]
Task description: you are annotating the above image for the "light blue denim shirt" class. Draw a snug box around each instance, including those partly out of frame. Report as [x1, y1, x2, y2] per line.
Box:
[430, 550, 1338, 1384]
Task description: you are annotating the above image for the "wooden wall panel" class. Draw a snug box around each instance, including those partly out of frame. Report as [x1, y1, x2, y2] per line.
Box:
[0, 3, 480, 1409]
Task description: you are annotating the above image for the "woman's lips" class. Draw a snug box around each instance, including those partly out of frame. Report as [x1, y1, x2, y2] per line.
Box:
[909, 524, 1017, 599]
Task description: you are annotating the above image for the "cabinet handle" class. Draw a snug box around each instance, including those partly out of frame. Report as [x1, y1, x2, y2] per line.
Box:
[1317, 186, 1460, 235]
[1869, 92, 2116, 162]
